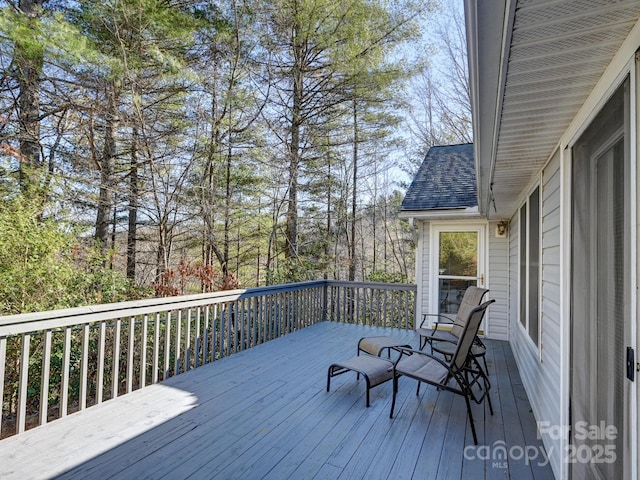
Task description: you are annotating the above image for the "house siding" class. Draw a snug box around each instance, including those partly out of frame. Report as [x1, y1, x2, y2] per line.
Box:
[488, 224, 509, 340]
[417, 220, 430, 325]
[509, 151, 563, 478]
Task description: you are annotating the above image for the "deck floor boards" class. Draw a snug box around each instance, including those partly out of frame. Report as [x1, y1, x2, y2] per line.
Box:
[0, 322, 554, 479]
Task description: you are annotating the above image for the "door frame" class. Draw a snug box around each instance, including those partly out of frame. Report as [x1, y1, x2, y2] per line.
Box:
[428, 221, 488, 332]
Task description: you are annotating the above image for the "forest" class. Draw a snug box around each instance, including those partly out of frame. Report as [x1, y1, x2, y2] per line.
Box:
[0, 0, 471, 315]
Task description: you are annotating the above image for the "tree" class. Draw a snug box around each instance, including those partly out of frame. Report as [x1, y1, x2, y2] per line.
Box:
[70, 0, 198, 271]
[260, 0, 421, 277]
[0, 0, 427, 300]
[405, 1, 471, 168]
[189, 0, 266, 281]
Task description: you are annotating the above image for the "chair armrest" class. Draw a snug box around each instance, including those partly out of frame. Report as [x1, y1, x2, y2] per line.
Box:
[416, 332, 455, 350]
[419, 313, 454, 329]
[392, 347, 452, 371]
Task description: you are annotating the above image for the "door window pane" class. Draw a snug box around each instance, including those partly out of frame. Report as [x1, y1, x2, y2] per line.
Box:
[438, 278, 477, 314]
[438, 232, 478, 276]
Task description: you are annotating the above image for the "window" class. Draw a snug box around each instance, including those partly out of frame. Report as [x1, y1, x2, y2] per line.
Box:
[519, 185, 540, 346]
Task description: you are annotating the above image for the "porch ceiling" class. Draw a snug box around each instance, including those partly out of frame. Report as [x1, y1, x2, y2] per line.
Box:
[466, 0, 640, 219]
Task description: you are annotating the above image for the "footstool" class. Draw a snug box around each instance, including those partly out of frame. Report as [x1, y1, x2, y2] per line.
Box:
[327, 355, 394, 407]
[357, 336, 412, 358]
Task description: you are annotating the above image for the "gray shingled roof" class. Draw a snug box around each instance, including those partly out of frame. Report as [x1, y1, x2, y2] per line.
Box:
[401, 143, 477, 211]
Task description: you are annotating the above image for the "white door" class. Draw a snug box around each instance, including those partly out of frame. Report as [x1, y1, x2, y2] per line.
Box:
[430, 224, 486, 322]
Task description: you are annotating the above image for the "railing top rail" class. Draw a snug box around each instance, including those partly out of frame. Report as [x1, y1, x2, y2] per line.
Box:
[325, 280, 416, 290]
[0, 279, 415, 336]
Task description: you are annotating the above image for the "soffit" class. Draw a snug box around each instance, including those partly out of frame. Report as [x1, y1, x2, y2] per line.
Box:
[489, 0, 640, 218]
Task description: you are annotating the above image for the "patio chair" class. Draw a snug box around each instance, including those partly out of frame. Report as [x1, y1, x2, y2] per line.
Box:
[417, 286, 490, 374]
[389, 299, 495, 445]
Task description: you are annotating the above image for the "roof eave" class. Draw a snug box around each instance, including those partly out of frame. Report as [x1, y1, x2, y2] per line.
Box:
[464, 0, 515, 217]
[398, 206, 481, 221]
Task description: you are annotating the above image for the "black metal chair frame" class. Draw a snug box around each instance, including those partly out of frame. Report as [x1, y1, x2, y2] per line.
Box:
[390, 299, 495, 445]
[418, 286, 490, 375]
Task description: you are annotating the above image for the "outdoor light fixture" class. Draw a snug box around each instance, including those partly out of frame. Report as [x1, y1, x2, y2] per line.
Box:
[496, 220, 509, 238]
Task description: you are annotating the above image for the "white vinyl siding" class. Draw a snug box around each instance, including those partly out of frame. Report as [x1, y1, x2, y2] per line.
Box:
[416, 221, 430, 324]
[488, 223, 509, 340]
[509, 151, 563, 478]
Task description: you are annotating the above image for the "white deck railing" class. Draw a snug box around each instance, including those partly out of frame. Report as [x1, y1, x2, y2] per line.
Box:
[0, 280, 415, 439]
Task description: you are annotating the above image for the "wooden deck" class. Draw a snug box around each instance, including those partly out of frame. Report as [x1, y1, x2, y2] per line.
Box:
[0, 322, 555, 479]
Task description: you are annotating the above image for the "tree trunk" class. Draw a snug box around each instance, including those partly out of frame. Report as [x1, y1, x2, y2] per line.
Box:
[285, 25, 303, 260]
[348, 100, 358, 281]
[126, 127, 139, 281]
[222, 142, 232, 277]
[16, 0, 44, 192]
[95, 84, 119, 253]
[324, 153, 331, 280]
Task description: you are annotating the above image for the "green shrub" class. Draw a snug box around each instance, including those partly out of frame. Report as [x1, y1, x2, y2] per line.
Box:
[0, 195, 140, 314]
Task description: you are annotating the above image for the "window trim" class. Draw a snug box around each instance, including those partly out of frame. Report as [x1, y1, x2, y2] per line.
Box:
[518, 181, 542, 351]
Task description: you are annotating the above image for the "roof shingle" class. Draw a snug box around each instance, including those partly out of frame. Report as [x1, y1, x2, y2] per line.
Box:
[401, 143, 477, 211]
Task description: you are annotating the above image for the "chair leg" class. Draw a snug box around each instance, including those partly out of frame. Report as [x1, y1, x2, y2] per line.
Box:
[389, 376, 399, 418]
[482, 371, 494, 416]
[464, 393, 479, 445]
[486, 387, 494, 416]
[365, 377, 371, 408]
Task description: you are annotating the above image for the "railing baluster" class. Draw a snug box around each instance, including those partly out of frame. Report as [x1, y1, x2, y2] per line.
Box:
[40, 330, 51, 426]
[140, 315, 148, 388]
[211, 304, 217, 362]
[238, 299, 244, 352]
[112, 318, 121, 399]
[391, 290, 396, 328]
[247, 298, 253, 347]
[383, 290, 388, 327]
[289, 292, 292, 331]
[296, 292, 301, 330]
[97, 321, 106, 403]
[164, 311, 171, 380]
[302, 291, 307, 328]
[17, 333, 30, 433]
[195, 307, 201, 368]
[61, 327, 71, 417]
[213, 303, 218, 359]
[265, 295, 271, 340]
[185, 309, 192, 371]
[233, 301, 239, 353]
[254, 297, 260, 345]
[127, 317, 135, 393]
[203, 306, 209, 364]
[218, 305, 224, 359]
[153, 313, 160, 384]
[80, 323, 90, 409]
[290, 292, 295, 331]
[175, 310, 182, 375]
